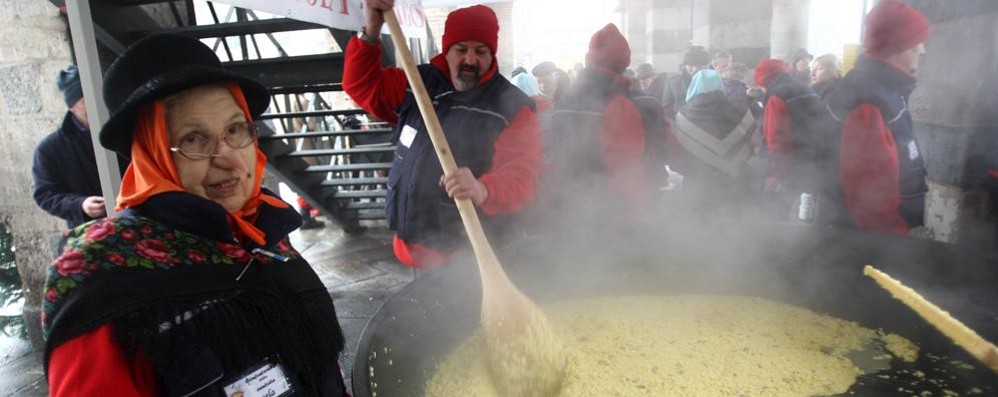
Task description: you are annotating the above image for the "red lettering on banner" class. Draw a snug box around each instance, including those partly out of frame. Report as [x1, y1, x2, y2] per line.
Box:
[320, 0, 332, 10]
[307, 0, 317, 6]
[340, 0, 349, 15]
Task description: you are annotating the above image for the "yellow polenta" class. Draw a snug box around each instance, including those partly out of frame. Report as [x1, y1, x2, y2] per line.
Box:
[426, 295, 917, 396]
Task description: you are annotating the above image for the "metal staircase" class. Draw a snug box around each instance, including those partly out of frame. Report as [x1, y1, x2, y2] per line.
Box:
[65, 0, 416, 233]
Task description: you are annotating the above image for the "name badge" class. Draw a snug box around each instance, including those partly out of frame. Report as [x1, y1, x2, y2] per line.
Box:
[400, 125, 418, 148]
[223, 361, 293, 397]
[907, 140, 920, 160]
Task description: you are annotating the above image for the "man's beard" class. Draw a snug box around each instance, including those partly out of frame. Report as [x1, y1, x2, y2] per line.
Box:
[454, 63, 481, 91]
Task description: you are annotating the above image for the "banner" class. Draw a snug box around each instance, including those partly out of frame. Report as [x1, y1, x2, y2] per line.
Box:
[212, 0, 427, 39]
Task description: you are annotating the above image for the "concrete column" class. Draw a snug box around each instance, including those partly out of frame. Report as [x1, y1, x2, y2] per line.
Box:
[769, 0, 811, 60]
[623, 0, 692, 76]
[0, 0, 73, 348]
[907, 0, 998, 249]
[623, 0, 650, 64]
[693, 0, 772, 68]
[486, 2, 516, 75]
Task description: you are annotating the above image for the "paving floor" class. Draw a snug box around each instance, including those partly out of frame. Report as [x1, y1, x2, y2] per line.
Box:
[0, 220, 408, 397]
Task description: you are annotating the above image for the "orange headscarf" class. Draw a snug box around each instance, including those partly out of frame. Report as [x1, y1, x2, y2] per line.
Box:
[116, 84, 288, 245]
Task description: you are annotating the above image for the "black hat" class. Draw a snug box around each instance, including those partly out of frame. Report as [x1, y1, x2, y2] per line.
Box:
[635, 63, 656, 79]
[57, 65, 83, 108]
[682, 47, 711, 67]
[789, 48, 814, 63]
[99, 33, 270, 156]
[531, 61, 558, 77]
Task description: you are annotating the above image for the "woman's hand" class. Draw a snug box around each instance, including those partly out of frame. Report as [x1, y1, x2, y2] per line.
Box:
[363, 0, 396, 37]
[440, 168, 489, 207]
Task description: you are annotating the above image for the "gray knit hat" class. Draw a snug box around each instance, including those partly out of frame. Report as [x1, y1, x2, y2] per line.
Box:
[57, 65, 83, 108]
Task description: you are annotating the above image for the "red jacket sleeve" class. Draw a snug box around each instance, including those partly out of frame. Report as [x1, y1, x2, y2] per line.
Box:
[48, 324, 157, 397]
[342, 37, 409, 125]
[763, 96, 793, 181]
[601, 96, 648, 202]
[839, 103, 908, 235]
[478, 106, 542, 215]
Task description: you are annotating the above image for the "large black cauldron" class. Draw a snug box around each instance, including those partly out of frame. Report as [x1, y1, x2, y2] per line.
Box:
[353, 221, 998, 396]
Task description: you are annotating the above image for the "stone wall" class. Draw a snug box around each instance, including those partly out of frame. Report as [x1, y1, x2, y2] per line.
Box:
[0, 0, 73, 348]
[908, 0, 998, 249]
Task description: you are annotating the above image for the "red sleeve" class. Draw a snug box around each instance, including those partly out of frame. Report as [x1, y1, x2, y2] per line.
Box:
[763, 96, 794, 181]
[342, 37, 409, 125]
[48, 324, 157, 397]
[839, 103, 908, 235]
[601, 96, 648, 201]
[479, 106, 542, 215]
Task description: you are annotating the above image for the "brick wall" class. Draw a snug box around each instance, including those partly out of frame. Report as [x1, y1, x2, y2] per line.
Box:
[0, 0, 73, 348]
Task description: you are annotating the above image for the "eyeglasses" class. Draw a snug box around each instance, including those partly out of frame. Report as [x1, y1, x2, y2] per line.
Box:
[169, 121, 258, 160]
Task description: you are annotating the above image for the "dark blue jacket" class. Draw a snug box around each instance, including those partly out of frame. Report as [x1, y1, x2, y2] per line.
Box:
[764, 73, 840, 195]
[386, 64, 532, 251]
[32, 113, 125, 229]
[827, 56, 927, 229]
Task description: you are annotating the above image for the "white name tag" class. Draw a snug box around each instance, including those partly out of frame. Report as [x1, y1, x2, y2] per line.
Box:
[907, 140, 919, 160]
[223, 361, 293, 397]
[400, 124, 418, 148]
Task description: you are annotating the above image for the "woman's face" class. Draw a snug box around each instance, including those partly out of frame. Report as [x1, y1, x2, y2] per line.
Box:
[165, 85, 256, 212]
[810, 61, 835, 85]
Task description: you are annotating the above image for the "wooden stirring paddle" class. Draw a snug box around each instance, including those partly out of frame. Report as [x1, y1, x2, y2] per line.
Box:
[863, 265, 998, 375]
[380, 10, 566, 396]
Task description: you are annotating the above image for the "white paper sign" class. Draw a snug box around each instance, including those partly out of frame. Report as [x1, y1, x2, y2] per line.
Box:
[223, 361, 293, 397]
[213, 0, 427, 39]
[400, 124, 418, 148]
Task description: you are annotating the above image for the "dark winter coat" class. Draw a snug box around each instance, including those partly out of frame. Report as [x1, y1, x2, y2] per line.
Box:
[812, 77, 842, 100]
[388, 63, 532, 251]
[32, 113, 126, 229]
[661, 72, 693, 120]
[674, 91, 757, 210]
[826, 56, 927, 233]
[674, 91, 756, 181]
[43, 190, 347, 396]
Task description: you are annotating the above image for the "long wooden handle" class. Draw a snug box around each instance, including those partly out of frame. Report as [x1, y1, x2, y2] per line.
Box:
[863, 265, 998, 375]
[381, 10, 505, 279]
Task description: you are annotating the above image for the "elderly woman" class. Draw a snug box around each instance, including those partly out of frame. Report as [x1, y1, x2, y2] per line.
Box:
[672, 69, 758, 212]
[41, 34, 347, 396]
[810, 53, 842, 99]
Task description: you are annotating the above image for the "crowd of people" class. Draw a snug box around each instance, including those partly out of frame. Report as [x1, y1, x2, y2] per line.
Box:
[33, 0, 935, 393]
[500, 0, 931, 235]
[346, 0, 935, 269]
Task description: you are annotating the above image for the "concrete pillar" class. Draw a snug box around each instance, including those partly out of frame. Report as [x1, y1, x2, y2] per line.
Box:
[693, 0, 772, 68]
[619, 0, 693, 76]
[486, 2, 516, 75]
[907, 0, 998, 249]
[0, 0, 73, 348]
[769, 0, 811, 60]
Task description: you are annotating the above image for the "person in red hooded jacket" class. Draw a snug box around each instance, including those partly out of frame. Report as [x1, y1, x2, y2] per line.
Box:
[825, 0, 930, 235]
[542, 24, 648, 211]
[343, 0, 542, 269]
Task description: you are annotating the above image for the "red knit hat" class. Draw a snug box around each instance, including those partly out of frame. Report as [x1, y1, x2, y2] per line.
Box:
[441, 5, 499, 54]
[754, 59, 789, 87]
[585, 24, 631, 73]
[863, 0, 930, 56]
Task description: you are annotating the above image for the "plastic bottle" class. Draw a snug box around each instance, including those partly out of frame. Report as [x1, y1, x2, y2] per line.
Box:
[798, 192, 815, 222]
